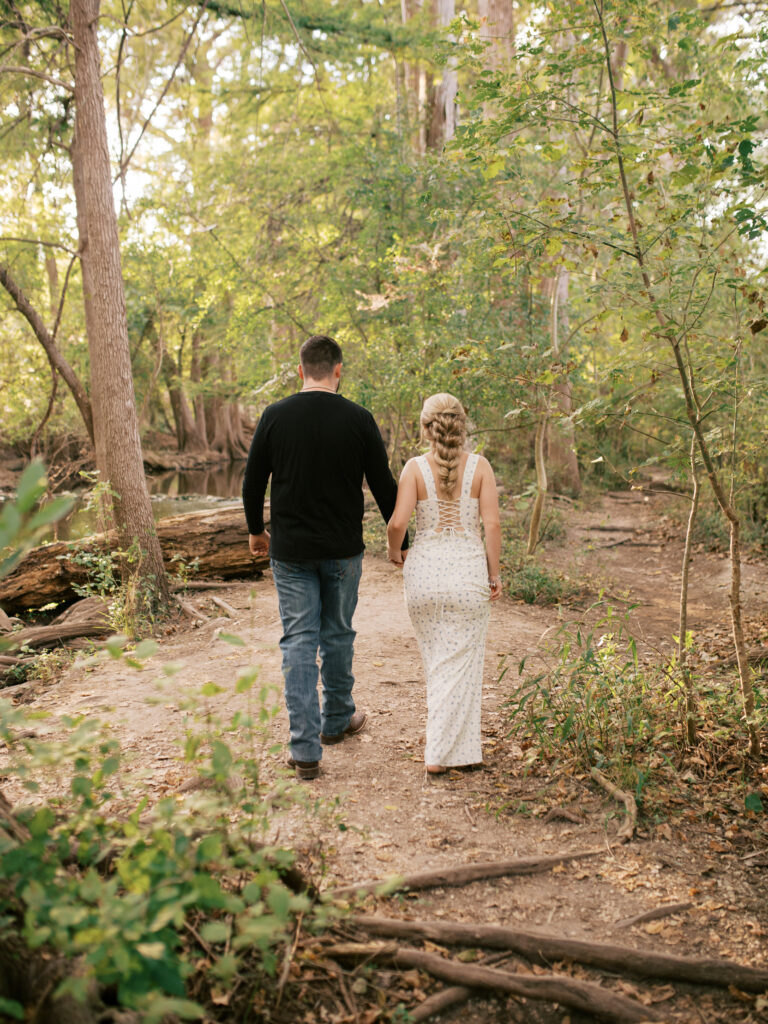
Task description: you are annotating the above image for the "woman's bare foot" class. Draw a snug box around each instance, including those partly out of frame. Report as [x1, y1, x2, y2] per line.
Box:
[426, 764, 447, 775]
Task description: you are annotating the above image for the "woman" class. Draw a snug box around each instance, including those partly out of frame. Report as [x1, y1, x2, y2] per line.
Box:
[387, 393, 502, 774]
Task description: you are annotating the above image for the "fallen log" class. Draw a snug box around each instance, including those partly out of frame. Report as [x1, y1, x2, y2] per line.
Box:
[352, 915, 768, 993]
[328, 848, 606, 899]
[0, 506, 268, 613]
[327, 943, 660, 1023]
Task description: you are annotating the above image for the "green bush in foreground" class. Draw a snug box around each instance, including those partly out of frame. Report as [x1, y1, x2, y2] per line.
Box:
[0, 654, 324, 1023]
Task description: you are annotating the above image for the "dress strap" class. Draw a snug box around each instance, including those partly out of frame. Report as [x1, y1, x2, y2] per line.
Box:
[416, 454, 439, 501]
[461, 453, 480, 500]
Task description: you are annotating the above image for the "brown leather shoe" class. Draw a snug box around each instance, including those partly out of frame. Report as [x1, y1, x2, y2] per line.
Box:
[320, 710, 368, 745]
[286, 757, 320, 780]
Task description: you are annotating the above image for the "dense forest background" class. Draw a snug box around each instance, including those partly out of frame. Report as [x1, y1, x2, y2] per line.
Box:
[1, 4, 768, 1022]
[2, 0, 765, 502]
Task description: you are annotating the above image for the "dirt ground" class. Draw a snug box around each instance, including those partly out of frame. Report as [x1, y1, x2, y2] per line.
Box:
[6, 487, 768, 1023]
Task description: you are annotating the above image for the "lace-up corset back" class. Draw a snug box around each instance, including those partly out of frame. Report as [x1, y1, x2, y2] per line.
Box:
[414, 453, 481, 539]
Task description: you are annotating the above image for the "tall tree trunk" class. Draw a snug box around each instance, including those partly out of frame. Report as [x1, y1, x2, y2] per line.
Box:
[71, 0, 169, 607]
[190, 329, 208, 442]
[478, 0, 515, 70]
[545, 270, 581, 496]
[425, 0, 457, 150]
[161, 349, 208, 453]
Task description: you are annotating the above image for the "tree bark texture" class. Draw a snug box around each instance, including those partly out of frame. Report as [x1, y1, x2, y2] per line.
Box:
[70, 0, 169, 606]
[478, 0, 515, 70]
[0, 507, 267, 613]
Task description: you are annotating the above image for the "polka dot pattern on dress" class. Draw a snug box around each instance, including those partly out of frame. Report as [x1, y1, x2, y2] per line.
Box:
[402, 453, 491, 767]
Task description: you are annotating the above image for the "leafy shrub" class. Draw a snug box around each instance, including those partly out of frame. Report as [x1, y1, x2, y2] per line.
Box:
[0, 651, 323, 1022]
[505, 602, 675, 798]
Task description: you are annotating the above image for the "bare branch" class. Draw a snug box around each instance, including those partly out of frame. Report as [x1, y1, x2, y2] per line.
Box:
[0, 64, 74, 92]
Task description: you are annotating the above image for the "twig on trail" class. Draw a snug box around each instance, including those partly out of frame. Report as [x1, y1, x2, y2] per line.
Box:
[590, 767, 637, 842]
[327, 848, 606, 899]
[175, 596, 205, 624]
[463, 803, 476, 826]
[351, 916, 768, 992]
[612, 901, 693, 930]
[211, 595, 240, 619]
[326, 943, 661, 1023]
[276, 912, 304, 1009]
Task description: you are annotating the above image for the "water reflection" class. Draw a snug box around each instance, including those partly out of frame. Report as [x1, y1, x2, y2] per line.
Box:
[46, 461, 247, 542]
[147, 461, 246, 500]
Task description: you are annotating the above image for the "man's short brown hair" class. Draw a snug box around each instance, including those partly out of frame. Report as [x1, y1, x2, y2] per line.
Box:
[300, 335, 343, 379]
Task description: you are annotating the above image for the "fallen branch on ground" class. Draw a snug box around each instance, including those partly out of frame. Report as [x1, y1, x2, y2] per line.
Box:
[326, 942, 661, 1023]
[328, 848, 606, 899]
[211, 595, 239, 619]
[612, 902, 693, 930]
[351, 915, 768, 992]
[590, 767, 637, 841]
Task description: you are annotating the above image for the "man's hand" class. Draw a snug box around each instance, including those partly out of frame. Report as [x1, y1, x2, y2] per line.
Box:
[249, 531, 270, 557]
[387, 547, 408, 566]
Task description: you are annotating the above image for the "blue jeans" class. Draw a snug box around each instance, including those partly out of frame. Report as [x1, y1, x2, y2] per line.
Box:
[271, 554, 363, 763]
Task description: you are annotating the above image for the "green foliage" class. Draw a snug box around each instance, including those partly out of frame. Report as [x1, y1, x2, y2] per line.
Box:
[500, 515, 579, 606]
[506, 602, 674, 797]
[0, 652, 323, 1020]
[0, 462, 72, 578]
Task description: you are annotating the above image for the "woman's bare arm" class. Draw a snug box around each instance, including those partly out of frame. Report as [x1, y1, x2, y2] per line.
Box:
[387, 461, 418, 564]
[478, 457, 502, 600]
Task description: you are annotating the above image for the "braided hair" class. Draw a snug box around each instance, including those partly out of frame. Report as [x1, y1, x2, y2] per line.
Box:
[420, 393, 467, 498]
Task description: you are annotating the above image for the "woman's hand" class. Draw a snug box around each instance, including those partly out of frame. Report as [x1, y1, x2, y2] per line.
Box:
[489, 575, 502, 601]
[388, 546, 405, 566]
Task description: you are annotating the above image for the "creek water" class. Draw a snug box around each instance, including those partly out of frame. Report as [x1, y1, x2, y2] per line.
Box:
[49, 460, 247, 542]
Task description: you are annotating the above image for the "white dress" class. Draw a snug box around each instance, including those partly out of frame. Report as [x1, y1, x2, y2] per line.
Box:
[403, 453, 490, 767]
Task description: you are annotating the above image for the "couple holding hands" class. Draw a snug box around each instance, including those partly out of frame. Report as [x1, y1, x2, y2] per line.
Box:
[243, 335, 501, 781]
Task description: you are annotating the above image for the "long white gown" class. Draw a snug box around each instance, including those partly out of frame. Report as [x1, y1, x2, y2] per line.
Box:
[403, 453, 490, 767]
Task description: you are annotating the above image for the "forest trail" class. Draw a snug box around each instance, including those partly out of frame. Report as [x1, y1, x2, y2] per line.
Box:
[14, 488, 768, 1022]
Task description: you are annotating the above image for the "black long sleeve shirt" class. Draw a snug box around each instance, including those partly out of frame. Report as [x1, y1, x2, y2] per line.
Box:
[242, 392, 406, 561]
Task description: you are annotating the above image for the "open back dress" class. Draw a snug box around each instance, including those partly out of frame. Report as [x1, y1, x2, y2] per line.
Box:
[403, 452, 490, 767]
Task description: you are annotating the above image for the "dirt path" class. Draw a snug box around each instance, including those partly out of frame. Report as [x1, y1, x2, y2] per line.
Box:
[12, 489, 768, 1022]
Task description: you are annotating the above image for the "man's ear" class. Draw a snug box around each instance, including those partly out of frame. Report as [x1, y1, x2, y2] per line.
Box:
[334, 363, 342, 381]
[298, 363, 305, 381]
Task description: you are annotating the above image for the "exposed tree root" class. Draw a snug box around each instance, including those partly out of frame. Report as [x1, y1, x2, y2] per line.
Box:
[326, 942, 661, 1023]
[590, 766, 637, 841]
[351, 915, 768, 992]
[329, 847, 606, 898]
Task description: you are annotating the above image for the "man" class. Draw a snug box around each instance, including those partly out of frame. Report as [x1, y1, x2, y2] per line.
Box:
[243, 335, 407, 780]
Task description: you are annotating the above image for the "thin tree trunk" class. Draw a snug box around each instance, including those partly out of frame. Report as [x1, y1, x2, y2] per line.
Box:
[425, 0, 457, 149]
[545, 269, 581, 496]
[679, 433, 699, 745]
[527, 413, 547, 556]
[594, 0, 759, 756]
[71, 0, 169, 608]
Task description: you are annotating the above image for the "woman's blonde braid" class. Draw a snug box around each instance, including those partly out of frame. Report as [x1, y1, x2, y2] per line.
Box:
[429, 412, 464, 497]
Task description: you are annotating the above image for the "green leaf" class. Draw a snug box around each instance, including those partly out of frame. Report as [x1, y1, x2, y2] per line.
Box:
[745, 792, 764, 814]
[201, 681, 224, 697]
[0, 997, 24, 1020]
[217, 632, 246, 647]
[133, 640, 158, 660]
[15, 461, 47, 513]
[104, 635, 128, 658]
[200, 920, 230, 944]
